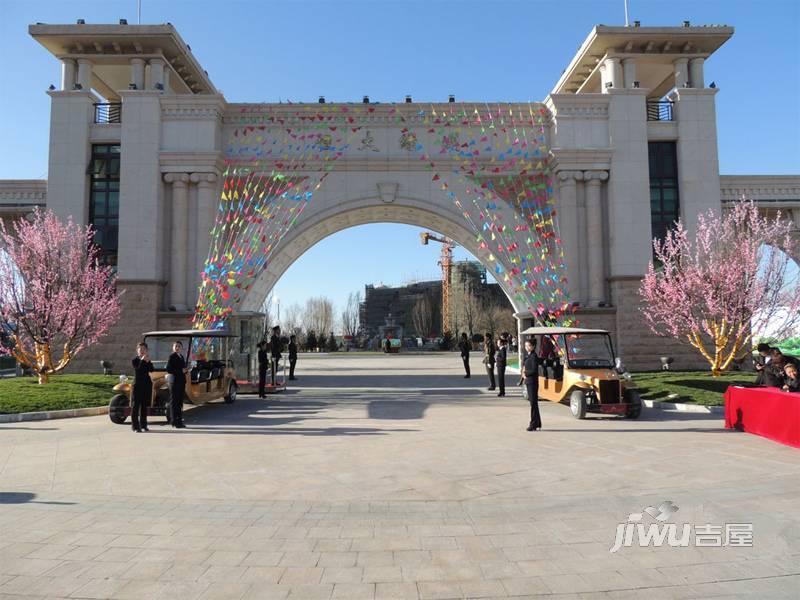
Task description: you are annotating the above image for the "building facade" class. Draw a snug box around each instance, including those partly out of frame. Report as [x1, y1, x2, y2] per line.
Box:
[1, 22, 799, 372]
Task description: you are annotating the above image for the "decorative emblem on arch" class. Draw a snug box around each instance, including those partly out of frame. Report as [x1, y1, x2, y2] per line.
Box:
[399, 128, 418, 152]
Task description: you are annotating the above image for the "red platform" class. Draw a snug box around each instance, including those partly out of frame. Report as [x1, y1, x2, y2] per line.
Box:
[724, 386, 800, 449]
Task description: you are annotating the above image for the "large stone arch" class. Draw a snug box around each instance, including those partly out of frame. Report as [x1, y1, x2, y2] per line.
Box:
[239, 191, 527, 318]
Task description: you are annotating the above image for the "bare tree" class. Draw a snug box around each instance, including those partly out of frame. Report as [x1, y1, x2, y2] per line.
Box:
[461, 287, 483, 339]
[303, 296, 334, 337]
[283, 302, 303, 337]
[481, 302, 516, 337]
[341, 291, 361, 338]
[411, 293, 435, 338]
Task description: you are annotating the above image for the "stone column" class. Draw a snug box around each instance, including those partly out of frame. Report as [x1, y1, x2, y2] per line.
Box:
[165, 173, 190, 310]
[76, 58, 93, 90]
[130, 58, 145, 90]
[149, 57, 165, 90]
[674, 58, 689, 88]
[60, 59, 76, 91]
[689, 57, 705, 88]
[556, 170, 583, 305]
[584, 170, 609, 306]
[604, 57, 622, 90]
[622, 58, 636, 88]
[192, 173, 218, 290]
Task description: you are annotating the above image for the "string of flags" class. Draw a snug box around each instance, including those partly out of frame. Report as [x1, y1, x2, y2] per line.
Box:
[192, 103, 573, 333]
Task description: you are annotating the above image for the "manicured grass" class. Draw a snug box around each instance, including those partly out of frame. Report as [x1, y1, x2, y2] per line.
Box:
[0, 374, 116, 414]
[631, 370, 754, 406]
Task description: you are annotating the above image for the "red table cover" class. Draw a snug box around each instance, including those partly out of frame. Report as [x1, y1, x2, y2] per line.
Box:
[724, 386, 800, 449]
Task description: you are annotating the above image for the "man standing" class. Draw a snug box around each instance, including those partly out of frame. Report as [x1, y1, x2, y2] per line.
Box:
[270, 326, 283, 386]
[483, 332, 496, 390]
[166, 341, 188, 428]
[458, 333, 471, 378]
[521, 338, 542, 431]
[131, 342, 153, 433]
[496, 336, 508, 397]
[257, 341, 268, 397]
[288, 335, 298, 381]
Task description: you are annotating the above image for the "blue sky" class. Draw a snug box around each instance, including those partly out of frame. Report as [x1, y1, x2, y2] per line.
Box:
[1, 0, 798, 315]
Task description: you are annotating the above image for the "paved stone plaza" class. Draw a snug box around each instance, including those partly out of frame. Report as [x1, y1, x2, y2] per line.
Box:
[0, 353, 798, 599]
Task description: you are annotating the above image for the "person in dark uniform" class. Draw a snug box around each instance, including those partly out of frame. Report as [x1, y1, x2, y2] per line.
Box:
[257, 341, 268, 397]
[288, 335, 298, 380]
[753, 342, 773, 386]
[166, 341, 188, 428]
[495, 336, 508, 397]
[521, 338, 542, 431]
[458, 333, 471, 378]
[131, 342, 153, 433]
[483, 332, 496, 390]
[269, 326, 282, 386]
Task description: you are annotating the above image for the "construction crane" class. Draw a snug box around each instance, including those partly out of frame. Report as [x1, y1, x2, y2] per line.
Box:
[420, 232, 455, 333]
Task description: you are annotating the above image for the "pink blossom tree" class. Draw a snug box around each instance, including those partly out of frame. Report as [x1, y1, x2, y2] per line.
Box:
[639, 200, 800, 375]
[0, 209, 122, 384]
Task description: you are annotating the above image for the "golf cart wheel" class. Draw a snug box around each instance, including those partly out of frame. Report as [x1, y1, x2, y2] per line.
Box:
[224, 382, 237, 404]
[626, 391, 642, 419]
[569, 390, 587, 419]
[109, 394, 128, 424]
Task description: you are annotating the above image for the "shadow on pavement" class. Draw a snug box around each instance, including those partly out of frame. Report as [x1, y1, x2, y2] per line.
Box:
[368, 400, 428, 420]
[0, 492, 76, 505]
[152, 426, 415, 436]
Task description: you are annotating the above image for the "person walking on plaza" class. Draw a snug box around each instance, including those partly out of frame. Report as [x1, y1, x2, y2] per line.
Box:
[496, 336, 508, 397]
[288, 335, 298, 380]
[483, 332, 496, 390]
[166, 341, 188, 428]
[131, 342, 153, 432]
[521, 338, 542, 431]
[257, 341, 268, 397]
[270, 326, 283, 386]
[458, 332, 471, 378]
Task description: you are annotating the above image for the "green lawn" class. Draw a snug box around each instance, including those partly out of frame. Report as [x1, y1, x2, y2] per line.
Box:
[0, 374, 116, 414]
[631, 370, 753, 406]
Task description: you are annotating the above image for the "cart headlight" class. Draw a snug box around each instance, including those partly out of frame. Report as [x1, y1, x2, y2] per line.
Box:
[622, 372, 632, 381]
[578, 374, 590, 382]
[119, 375, 128, 384]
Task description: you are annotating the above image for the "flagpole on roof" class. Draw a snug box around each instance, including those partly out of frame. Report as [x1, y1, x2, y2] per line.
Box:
[137, 0, 141, 24]
[624, 0, 630, 26]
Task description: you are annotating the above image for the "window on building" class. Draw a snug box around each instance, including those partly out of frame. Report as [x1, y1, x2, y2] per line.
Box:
[648, 141, 680, 245]
[89, 144, 121, 265]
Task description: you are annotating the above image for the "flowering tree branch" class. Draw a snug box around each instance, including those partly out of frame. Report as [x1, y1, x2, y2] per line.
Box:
[639, 200, 800, 375]
[0, 209, 122, 384]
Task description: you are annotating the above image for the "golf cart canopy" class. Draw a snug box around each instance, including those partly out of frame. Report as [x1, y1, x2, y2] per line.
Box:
[142, 330, 238, 338]
[520, 327, 609, 336]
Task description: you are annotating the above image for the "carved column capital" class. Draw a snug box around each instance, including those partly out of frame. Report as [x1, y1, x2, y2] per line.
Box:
[583, 170, 609, 184]
[190, 172, 218, 187]
[163, 172, 190, 186]
[556, 170, 584, 184]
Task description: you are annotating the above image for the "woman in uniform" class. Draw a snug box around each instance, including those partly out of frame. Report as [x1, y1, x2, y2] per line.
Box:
[131, 342, 154, 432]
[521, 338, 542, 431]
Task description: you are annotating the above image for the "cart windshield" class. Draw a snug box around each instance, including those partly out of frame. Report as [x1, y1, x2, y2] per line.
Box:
[142, 336, 192, 370]
[564, 333, 614, 369]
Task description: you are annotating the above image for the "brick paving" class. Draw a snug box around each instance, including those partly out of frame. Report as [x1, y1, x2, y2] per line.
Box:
[0, 353, 798, 599]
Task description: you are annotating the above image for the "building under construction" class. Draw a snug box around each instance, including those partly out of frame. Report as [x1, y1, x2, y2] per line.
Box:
[359, 261, 511, 339]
